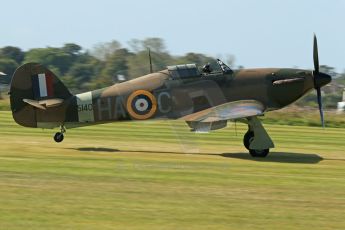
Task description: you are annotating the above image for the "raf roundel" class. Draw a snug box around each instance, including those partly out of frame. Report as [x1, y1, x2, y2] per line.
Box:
[126, 90, 157, 120]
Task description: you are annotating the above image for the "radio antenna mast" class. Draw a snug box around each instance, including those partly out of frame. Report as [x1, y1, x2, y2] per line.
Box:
[148, 48, 153, 73]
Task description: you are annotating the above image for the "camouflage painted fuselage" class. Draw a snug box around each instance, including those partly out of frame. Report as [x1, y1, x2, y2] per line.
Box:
[10, 63, 316, 129]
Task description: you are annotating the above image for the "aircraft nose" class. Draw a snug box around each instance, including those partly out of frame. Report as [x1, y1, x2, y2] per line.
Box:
[314, 72, 332, 88]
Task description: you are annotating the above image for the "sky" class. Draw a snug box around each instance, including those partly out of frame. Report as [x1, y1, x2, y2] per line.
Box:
[1, 0, 344, 71]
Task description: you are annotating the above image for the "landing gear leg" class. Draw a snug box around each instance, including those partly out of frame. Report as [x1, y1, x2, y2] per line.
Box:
[243, 117, 274, 158]
[54, 125, 66, 143]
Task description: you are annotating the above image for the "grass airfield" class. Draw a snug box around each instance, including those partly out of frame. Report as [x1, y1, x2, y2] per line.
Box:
[0, 111, 344, 230]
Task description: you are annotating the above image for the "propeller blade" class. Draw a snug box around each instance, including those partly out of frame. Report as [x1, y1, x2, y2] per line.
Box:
[313, 34, 319, 74]
[316, 87, 325, 128]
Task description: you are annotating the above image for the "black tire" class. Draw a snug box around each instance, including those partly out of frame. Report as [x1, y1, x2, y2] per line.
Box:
[249, 149, 269, 158]
[243, 131, 254, 150]
[54, 132, 64, 143]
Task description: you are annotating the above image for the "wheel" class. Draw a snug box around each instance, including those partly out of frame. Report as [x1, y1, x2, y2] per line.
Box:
[244, 131, 269, 157]
[249, 149, 269, 158]
[54, 132, 64, 143]
[243, 131, 254, 150]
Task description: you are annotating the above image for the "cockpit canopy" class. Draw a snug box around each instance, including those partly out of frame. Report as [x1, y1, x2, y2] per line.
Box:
[216, 59, 233, 74]
[167, 64, 199, 80]
[167, 59, 233, 80]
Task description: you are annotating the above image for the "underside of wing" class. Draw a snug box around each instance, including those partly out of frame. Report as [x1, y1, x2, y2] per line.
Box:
[181, 100, 265, 123]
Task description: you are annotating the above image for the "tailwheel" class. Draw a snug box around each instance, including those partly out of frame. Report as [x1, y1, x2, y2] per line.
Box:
[54, 132, 64, 143]
[54, 125, 66, 143]
[243, 131, 270, 158]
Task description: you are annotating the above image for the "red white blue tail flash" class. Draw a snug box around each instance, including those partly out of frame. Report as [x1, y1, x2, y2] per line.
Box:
[32, 73, 54, 99]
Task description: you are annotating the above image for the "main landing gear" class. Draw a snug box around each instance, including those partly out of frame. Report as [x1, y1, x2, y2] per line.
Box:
[54, 126, 66, 143]
[242, 117, 274, 158]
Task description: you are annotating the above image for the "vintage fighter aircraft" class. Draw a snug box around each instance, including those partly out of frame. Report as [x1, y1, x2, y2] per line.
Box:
[9, 35, 331, 157]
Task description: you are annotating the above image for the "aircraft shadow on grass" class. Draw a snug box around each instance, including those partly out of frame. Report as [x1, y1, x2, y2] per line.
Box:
[75, 147, 120, 153]
[73, 147, 323, 164]
[220, 152, 323, 164]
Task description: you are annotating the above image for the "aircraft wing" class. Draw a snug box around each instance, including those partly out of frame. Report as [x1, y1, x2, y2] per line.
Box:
[180, 100, 265, 123]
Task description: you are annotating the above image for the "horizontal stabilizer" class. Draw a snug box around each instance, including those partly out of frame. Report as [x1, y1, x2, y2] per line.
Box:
[23, 98, 64, 110]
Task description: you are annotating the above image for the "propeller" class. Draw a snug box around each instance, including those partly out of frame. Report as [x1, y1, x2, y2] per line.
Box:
[313, 35, 319, 75]
[316, 87, 324, 128]
[312, 34, 331, 128]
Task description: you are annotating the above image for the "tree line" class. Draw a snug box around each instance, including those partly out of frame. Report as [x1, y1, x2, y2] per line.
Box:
[0, 37, 344, 108]
[0, 38, 222, 93]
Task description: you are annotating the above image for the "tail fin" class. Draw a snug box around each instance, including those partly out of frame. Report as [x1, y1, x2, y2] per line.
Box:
[10, 63, 72, 127]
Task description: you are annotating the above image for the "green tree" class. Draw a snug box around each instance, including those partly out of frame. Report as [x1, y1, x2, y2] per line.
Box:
[62, 43, 82, 56]
[127, 51, 151, 79]
[127, 39, 142, 53]
[175, 53, 215, 70]
[128, 37, 166, 54]
[90, 40, 121, 61]
[0, 58, 18, 83]
[24, 47, 74, 75]
[127, 50, 172, 79]
[62, 52, 101, 91]
[0, 46, 24, 64]
[101, 48, 132, 84]
[65, 63, 95, 90]
[142, 38, 166, 53]
[0, 58, 17, 100]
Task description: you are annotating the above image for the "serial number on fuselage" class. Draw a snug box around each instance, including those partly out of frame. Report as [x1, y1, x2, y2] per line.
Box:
[77, 104, 93, 112]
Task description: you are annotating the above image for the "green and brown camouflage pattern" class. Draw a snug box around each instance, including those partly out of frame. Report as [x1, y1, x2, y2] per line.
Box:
[9, 62, 328, 129]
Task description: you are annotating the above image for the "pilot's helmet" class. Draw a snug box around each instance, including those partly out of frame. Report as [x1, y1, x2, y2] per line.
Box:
[203, 63, 212, 73]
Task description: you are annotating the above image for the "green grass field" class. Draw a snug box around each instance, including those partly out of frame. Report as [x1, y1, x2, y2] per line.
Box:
[0, 111, 344, 230]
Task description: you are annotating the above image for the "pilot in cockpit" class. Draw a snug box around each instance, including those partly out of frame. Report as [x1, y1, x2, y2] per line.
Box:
[202, 59, 233, 75]
[202, 63, 213, 74]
